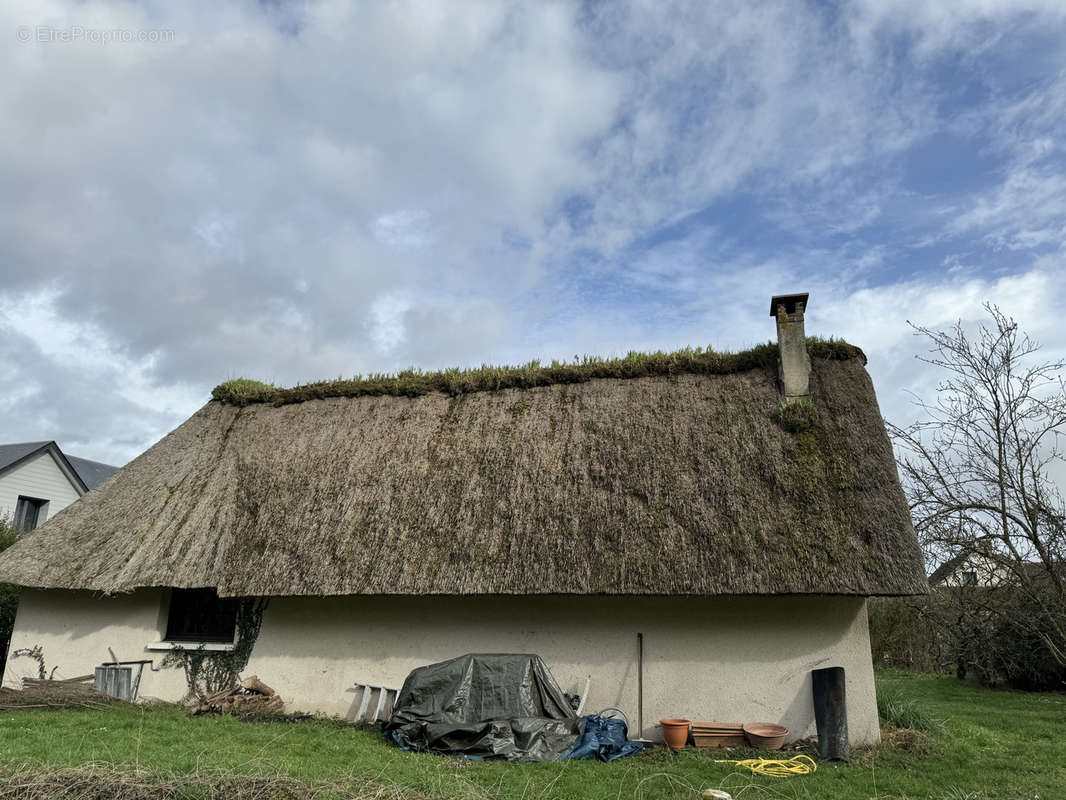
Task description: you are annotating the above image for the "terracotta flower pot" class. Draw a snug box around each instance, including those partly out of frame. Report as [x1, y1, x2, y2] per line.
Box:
[660, 718, 690, 749]
[742, 722, 788, 750]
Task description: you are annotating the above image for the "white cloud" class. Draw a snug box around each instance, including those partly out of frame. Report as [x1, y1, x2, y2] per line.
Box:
[0, 287, 203, 462]
[948, 165, 1066, 249]
[1, 0, 1065, 463]
[372, 210, 435, 251]
[846, 0, 1066, 58]
[813, 265, 1066, 426]
[933, 75, 1066, 251]
[366, 291, 414, 354]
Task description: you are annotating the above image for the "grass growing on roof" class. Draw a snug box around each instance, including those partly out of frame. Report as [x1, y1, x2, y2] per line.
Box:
[0, 672, 1060, 799]
[770, 397, 819, 433]
[211, 338, 865, 406]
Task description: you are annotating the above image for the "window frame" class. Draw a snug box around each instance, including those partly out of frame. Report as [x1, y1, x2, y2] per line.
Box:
[14, 496, 48, 531]
[158, 588, 239, 647]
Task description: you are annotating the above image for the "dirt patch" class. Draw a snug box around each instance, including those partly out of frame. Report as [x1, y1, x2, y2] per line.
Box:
[881, 726, 934, 754]
[853, 726, 934, 764]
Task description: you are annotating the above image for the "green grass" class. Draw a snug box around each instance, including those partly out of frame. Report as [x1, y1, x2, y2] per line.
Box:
[875, 682, 946, 734]
[210, 338, 865, 406]
[0, 671, 1061, 799]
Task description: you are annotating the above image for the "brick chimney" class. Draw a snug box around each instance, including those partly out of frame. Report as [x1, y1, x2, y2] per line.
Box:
[770, 293, 811, 398]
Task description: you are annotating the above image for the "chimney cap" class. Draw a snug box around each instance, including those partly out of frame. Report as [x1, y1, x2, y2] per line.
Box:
[769, 292, 809, 317]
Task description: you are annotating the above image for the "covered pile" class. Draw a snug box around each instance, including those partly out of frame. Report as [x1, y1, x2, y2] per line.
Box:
[384, 654, 579, 761]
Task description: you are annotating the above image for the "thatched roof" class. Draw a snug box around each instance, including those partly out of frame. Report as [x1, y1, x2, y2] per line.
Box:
[0, 347, 927, 597]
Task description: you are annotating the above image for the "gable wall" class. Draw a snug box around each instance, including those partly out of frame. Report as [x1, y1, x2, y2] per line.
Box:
[0, 451, 82, 525]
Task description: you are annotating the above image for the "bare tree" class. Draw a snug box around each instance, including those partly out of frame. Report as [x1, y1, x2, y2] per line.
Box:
[889, 304, 1066, 678]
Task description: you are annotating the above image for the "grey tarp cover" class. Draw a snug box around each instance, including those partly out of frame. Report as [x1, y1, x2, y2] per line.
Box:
[384, 653, 580, 761]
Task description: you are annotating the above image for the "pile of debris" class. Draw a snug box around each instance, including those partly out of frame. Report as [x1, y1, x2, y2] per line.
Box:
[195, 676, 284, 716]
[0, 675, 116, 709]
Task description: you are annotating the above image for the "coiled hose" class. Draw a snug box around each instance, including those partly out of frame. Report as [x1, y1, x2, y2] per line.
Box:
[713, 754, 817, 777]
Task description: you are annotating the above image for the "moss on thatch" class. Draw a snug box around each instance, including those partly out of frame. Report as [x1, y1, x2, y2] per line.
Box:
[0, 353, 926, 599]
[211, 338, 866, 407]
[771, 398, 819, 433]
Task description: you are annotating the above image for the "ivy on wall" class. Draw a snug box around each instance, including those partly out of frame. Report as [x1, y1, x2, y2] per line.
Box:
[161, 597, 269, 701]
[8, 644, 48, 680]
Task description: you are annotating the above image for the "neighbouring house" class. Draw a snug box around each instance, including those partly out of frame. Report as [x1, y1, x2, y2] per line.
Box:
[928, 551, 1005, 589]
[0, 294, 927, 745]
[929, 549, 1061, 590]
[0, 441, 118, 531]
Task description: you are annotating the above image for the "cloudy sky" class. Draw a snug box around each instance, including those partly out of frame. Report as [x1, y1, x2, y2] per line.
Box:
[2, 0, 1066, 466]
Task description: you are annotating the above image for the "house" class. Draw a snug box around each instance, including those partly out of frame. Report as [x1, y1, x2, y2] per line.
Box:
[0, 441, 118, 530]
[929, 549, 1060, 590]
[928, 551, 1004, 588]
[0, 294, 927, 745]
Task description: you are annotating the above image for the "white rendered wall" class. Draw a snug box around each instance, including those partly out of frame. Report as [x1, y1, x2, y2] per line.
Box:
[3, 590, 879, 745]
[3, 589, 189, 700]
[0, 452, 82, 524]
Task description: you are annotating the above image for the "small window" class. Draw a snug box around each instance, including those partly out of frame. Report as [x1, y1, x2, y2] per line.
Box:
[164, 589, 238, 644]
[14, 496, 48, 531]
[961, 571, 977, 586]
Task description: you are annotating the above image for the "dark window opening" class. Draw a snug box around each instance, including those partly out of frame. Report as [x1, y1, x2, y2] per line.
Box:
[164, 588, 238, 644]
[961, 571, 977, 587]
[14, 496, 48, 531]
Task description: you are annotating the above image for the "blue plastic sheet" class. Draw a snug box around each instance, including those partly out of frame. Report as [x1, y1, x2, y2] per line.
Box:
[564, 713, 646, 761]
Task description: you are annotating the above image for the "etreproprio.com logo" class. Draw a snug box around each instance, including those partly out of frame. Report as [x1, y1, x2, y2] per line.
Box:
[16, 25, 176, 44]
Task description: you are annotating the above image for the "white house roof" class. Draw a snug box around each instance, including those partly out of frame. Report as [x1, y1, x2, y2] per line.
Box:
[0, 441, 118, 492]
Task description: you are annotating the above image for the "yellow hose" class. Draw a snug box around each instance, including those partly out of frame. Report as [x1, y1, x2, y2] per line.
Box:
[714, 754, 817, 778]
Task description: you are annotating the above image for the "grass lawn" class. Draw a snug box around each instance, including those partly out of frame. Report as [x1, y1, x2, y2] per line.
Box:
[0, 671, 1061, 799]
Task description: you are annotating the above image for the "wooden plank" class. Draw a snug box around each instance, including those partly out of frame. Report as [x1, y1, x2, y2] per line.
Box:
[25, 675, 93, 685]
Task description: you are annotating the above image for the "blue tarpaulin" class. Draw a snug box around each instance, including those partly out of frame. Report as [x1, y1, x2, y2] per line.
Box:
[564, 713, 646, 761]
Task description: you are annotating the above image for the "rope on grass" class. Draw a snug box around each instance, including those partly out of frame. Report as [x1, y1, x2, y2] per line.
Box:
[713, 754, 817, 778]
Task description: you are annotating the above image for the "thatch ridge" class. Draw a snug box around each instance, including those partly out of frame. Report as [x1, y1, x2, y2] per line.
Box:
[0, 354, 926, 598]
[211, 338, 865, 406]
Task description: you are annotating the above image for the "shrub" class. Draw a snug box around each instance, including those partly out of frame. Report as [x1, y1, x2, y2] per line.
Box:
[868, 597, 946, 673]
[956, 590, 1066, 691]
[0, 516, 20, 676]
[869, 589, 1066, 691]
